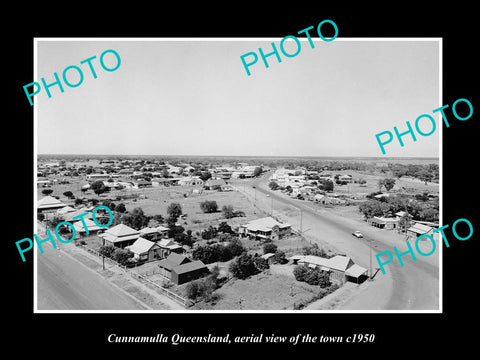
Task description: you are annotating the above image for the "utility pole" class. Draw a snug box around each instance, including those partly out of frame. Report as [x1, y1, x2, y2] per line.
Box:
[300, 208, 303, 234]
[102, 236, 105, 271]
[369, 238, 373, 281]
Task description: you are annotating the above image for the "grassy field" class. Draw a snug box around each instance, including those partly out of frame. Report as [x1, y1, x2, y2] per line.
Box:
[192, 271, 324, 310]
[39, 178, 269, 234]
[317, 170, 439, 197]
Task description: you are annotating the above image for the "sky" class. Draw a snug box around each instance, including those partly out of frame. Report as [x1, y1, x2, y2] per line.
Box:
[36, 38, 440, 158]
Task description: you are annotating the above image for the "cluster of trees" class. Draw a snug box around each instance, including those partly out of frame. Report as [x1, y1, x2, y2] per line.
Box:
[90, 181, 111, 197]
[42, 189, 54, 196]
[164, 203, 195, 247]
[192, 238, 245, 264]
[63, 191, 75, 199]
[377, 178, 396, 192]
[113, 207, 150, 230]
[358, 194, 438, 222]
[262, 243, 288, 264]
[102, 199, 127, 213]
[318, 179, 334, 191]
[185, 266, 225, 303]
[200, 200, 218, 213]
[268, 181, 280, 190]
[293, 264, 332, 287]
[302, 243, 332, 258]
[387, 163, 439, 183]
[200, 221, 234, 240]
[222, 205, 245, 219]
[229, 253, 260, 280]
[98, 244, 134, 266]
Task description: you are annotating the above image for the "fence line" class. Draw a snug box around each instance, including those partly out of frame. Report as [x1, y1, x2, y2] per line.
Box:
[80, 245, 188, 307]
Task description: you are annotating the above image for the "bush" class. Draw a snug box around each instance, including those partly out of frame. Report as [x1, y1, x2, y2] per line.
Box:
[75, 198, 84, 205]
[263, 243, 278, 255]
[225, 238, 245, 257]
[253, 256, 269, 271]
[273, 251, 288, 264]
[99, 245, 116, 259]
[293, 264, 309, 282]
[218, 221, 234, 234]
[185, 279, 213, 301]
[42, 189, 53, 196]
[201, 226, 218, 240]
[167, 202, 182, 220]
[200, 200, 218, 213]
[268, 181, 279, 190]
[102, 199, 116, 211]
[293, 264, 331, 287]
[222, 205, 235, 219]
[113, 248, 134, 265]
[115, 203, 126, 213]
[303, 244, 331, 258]
[229, 253, 259, 279]
[37, 213, 45, 222]
[192, 239, 244, 264]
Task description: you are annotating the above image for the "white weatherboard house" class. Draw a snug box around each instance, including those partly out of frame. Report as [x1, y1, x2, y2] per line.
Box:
[294, 254, 368, 284]
[239, 216, 291, 241]
[126, 237, 161, 262]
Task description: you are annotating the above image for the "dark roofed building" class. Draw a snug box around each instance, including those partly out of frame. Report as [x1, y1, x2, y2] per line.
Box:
[171, 260, 209, 285]
[157, 253, 208, 284]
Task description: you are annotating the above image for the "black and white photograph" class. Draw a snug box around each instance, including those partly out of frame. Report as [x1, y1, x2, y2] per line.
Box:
[34, 38, 441, 313]
[7, 4, 478, 354]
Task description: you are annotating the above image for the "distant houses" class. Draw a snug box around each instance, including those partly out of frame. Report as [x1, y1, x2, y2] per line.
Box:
[204, 178, 227, 190]
[368, 216, 400, 230]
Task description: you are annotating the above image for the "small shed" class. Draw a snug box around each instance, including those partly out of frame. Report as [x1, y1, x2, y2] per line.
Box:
[261, 253, 276, 265]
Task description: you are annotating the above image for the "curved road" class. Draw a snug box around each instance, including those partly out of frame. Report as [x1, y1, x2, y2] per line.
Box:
[247, 173, 439, 310]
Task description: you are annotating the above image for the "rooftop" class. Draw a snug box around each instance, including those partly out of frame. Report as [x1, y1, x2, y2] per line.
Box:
[37, 196, 67, 209]
[244, 217, 291, 232]
[126, 237, 157, 254]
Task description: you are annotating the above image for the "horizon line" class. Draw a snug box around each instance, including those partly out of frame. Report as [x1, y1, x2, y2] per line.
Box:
[37, 153, 439, 160]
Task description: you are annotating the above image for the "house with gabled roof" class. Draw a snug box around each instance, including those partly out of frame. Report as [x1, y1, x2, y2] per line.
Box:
[37, 196, 67, 213]
[99, 223, 140, 248]
[296, 254, 368, 284]
[157, 239, 185, 258]
[407, 222, 438, 240]
[238, 216, 291, 241]
[73, 218, 102, 237]
[126, 237, 161, 262]
[157, 253, 208, 285]
[204, 178, 227, 190]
